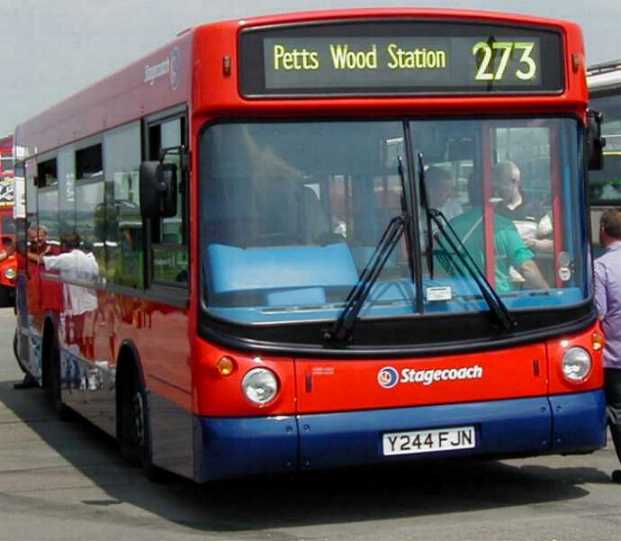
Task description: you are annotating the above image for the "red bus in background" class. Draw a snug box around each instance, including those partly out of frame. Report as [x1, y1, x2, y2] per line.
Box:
[0, 135, 16, 306]
[14, 9, 607, 483]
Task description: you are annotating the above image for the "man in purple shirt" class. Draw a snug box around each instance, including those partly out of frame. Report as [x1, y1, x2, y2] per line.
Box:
[594, 209, 621, 481]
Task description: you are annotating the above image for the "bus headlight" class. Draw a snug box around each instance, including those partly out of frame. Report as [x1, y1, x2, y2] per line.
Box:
[4, 267, 15, 280]
[562, 347, 592, 383]
[242, 367, 279, 406]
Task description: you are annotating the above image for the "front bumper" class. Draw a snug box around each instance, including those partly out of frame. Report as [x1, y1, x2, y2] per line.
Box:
[193, 390, 606, 482]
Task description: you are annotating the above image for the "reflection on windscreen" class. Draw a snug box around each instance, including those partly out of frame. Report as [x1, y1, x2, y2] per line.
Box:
[201, 122, 414, 323]
[200, 119, 588, 324]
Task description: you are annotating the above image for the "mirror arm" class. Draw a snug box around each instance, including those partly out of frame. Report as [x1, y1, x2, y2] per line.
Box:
[158, 145, 186, 164]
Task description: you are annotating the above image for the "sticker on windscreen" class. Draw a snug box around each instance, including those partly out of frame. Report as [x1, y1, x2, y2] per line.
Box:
[426, 286, 452, 302]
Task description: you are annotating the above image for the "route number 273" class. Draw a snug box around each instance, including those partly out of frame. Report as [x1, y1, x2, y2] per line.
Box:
[472, 41, 537, 81]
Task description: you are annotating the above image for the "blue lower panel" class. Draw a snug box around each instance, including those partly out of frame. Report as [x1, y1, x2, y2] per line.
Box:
[550, 390, 607, 452]
[194, 391, 606, 482]
[298, 397, 553, 471]
[194, 415, 299, 482]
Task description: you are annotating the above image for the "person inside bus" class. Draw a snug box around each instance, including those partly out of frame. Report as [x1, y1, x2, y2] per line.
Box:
[426, 166, 463, 221]
[492, 160, 553, 250]
[421, 166, 463, 256]
[443, 176, 549, 293]
[493, 161, 541, 220]
[594, 209, 621, 482]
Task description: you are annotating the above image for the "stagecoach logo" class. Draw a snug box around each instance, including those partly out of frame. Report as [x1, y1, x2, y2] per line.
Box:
[377, 366, 400, 389]
[377, 365, 484, 388]
[144, 58, 170, 85]
[144, 47, 181, 90]
[169, 47, 180, 90]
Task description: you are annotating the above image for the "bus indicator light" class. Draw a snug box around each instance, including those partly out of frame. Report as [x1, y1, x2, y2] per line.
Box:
[592, 332, 605, 351]
[217, 356, 236, 376]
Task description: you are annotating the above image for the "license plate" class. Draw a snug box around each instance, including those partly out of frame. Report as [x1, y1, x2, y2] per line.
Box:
[382, 426, 476, 456]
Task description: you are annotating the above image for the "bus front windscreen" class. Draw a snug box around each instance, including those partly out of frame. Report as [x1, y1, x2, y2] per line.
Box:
[200, 118, 588, 325]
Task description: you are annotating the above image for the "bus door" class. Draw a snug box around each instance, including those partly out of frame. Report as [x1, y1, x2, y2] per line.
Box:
[141, 109, 192, 402]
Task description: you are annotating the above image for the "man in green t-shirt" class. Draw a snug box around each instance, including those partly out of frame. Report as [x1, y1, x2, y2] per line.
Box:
[447, 208, 548, 292]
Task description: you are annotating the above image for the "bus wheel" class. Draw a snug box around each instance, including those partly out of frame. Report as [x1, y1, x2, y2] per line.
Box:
[44, 333, 71, 421]
[119, 372, 163, 482]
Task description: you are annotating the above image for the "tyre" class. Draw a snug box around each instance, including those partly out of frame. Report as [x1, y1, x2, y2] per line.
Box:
[44, 331, 72, 421]
[119, 369, 163, 482]
[0, 286, 11, 308]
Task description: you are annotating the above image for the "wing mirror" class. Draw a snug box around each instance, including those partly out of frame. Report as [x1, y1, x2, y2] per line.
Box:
[139, 147, 183, 219]
[586, 109, 606, 171]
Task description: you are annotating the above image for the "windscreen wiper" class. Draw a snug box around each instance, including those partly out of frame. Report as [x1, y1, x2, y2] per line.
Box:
[397, 155, 418, 289]
[324, 214, 407, 345]
[324, 155, 413, 345]
[417, 153, 516, 332]
[416, 154, 435, 279]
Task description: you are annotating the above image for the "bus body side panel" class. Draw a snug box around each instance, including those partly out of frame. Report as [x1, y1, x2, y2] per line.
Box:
[149, 388, 194, 479]
[129, 299, 193, 479]
[77, 290, 194, 478]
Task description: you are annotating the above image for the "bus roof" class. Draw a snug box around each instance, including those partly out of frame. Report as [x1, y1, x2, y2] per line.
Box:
[212, 7, 579, 30]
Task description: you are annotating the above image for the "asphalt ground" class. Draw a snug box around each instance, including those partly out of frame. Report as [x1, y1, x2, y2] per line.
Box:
[1, 307, 621, 541]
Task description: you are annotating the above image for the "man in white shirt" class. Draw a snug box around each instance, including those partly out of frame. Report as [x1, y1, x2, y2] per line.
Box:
[38, 232, 99, 349]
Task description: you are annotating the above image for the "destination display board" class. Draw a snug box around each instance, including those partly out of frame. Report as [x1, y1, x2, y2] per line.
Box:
[239, 20, 564, 97]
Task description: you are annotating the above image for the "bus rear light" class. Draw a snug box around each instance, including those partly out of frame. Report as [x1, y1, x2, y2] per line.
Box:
[242, 367, 279, 407]
[592, 332, 605, 352]
[561, 347, 592, 383]
[216, 356, 236, 376]
[4, 267, 15, 280]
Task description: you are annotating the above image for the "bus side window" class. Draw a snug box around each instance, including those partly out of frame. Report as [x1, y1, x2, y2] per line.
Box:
[147, 116, 189, 286]
[104, 121, 143, 288]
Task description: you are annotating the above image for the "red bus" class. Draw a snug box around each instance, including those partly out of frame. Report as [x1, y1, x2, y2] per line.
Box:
[0, 135, 16, 306]
[14, 9, 607, 482]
